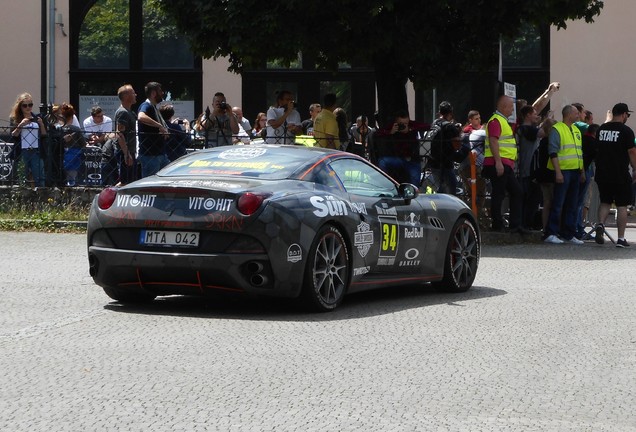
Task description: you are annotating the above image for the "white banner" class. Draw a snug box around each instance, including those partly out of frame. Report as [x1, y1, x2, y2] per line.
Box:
[504, 82, 517, 124]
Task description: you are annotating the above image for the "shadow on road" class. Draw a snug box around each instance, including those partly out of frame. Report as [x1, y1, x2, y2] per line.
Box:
[103, 284, 505, 321]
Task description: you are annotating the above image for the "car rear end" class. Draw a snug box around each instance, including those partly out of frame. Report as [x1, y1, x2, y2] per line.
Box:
[87, 178, 281, 298]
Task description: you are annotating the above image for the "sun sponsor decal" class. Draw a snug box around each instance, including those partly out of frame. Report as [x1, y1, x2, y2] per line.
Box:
[310, 195, 348, 217]
[287, 244, 302, 263]
[354, 221, 374, 258]
[310, 196, 368, 218]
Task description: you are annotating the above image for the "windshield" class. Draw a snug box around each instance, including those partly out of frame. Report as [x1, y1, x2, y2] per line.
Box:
[158, 146, 310, 180]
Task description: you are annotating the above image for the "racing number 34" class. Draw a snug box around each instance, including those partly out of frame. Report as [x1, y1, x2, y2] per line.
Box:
[379, 216, 398, 255]
[382, 223, 397, 252]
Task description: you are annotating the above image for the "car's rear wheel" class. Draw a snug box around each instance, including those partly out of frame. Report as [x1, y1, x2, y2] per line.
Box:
[102, 286, 156, 304]
[434, 216, 479, 292]
[302, 225, 350, 312]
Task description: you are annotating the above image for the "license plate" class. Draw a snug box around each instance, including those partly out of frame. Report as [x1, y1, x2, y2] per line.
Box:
[139, 230, 200, 247]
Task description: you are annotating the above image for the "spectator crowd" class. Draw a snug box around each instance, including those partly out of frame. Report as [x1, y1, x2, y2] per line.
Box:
[3, 80, 636, 246]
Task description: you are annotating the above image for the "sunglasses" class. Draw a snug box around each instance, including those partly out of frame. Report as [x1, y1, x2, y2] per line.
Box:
[22, 103, 34, 108]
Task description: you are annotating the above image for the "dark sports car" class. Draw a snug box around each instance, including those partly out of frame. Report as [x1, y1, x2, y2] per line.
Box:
[87, 145, 480, 311]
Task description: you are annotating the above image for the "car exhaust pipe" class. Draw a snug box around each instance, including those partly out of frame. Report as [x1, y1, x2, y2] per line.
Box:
[88, 253, 99, 277]
[246, 261, 264, 274]
[250, 274, 268, 287]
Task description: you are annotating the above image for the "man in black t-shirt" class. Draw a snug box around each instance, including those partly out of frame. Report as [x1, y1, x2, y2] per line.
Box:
[594, 103, 636, 247]
[426, 101, 467, 194]
[301, 103, 321, 135]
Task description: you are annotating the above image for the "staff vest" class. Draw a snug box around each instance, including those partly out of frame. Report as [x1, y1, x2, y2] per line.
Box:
[485, 113, 517, 160]
[547, 122, 583, 171]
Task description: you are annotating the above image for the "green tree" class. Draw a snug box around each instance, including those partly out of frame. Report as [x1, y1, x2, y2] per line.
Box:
[78, 0, 193, 70]
[78, 0, 129, 68]
[158, 0, 603, 125]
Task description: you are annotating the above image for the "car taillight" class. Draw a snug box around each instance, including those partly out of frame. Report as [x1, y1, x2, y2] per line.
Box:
[97, 187, 118, 210]
[237, 192, 269, 216]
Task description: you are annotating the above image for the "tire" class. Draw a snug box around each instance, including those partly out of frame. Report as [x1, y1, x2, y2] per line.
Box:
[302, 225, 350, 312]
[102, 286, 156, 304]
[435, 216, 479, 292]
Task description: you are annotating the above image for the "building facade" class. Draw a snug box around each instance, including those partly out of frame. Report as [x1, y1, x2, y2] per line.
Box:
[0, 1, 632, 129]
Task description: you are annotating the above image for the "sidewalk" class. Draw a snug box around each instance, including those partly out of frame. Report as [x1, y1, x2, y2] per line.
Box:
[481, 210, 636, 245]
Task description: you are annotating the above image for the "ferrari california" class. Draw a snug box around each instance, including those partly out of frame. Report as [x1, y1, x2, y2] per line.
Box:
[87, 145, 480, 311]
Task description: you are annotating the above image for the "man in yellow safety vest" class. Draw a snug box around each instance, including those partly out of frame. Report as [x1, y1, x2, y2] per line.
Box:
[544, 104, 585, 244]
[482, 95, 525, 234]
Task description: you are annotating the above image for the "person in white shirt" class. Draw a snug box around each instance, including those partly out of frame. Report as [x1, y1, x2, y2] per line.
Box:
[82, 106, 114, 146]
[266, 90, 302, 144]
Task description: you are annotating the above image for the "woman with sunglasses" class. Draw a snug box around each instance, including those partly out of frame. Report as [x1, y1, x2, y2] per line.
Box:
[9, 93, 47, 187]
[252, 112, 267, 140]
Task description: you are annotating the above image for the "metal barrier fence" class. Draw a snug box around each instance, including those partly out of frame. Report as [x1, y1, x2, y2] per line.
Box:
[0, 124, 488, 212]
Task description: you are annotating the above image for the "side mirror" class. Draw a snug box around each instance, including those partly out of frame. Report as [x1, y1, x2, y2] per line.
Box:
[398, 183, 419, 203]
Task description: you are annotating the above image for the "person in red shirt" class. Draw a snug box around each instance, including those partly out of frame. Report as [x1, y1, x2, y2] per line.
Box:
[482, 95, 525, 233]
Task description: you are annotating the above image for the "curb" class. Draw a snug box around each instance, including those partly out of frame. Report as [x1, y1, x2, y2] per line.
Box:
[0, 219, 88, 230]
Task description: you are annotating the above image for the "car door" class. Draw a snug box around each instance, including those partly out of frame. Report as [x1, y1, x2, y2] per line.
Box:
[328, 158, 430, 275]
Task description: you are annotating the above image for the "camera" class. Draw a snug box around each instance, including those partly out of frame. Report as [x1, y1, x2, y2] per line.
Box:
[219, 101, 229, 110]
[397, 123, 406, 131]
[177, 119, 184, 125]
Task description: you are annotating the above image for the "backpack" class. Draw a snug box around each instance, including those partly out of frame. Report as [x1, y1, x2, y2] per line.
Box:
[424, 120, 449, 146]
[425, 121, 466, 168]
[531, 137, 555, 183]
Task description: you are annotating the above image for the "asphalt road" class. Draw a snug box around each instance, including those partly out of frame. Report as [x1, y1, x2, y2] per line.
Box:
[1, 231, 635, 431]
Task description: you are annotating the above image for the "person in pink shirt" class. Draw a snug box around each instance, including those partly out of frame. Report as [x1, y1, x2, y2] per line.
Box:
[481, 95, 525, 234]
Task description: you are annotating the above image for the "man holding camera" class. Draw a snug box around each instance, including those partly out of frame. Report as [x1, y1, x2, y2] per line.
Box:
[376, 110, 429, 186]
[266, 90, 302, 145]
[195, 92, 240, 148]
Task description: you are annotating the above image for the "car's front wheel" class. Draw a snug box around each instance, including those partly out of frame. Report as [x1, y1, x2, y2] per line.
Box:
[302, 225, 350, 312]
[435, 216, 479, 292]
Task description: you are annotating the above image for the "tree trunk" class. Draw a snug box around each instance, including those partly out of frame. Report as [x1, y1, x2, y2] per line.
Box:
[374, 58, 409, 129]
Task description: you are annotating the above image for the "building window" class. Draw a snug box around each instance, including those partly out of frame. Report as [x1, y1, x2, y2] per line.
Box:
[78, 0, 129, 69]
[70, 0, 201, 118]
[142, 0, 194, 69]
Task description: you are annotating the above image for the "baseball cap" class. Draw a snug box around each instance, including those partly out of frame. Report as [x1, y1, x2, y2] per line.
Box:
[612, 102, 633, 116]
